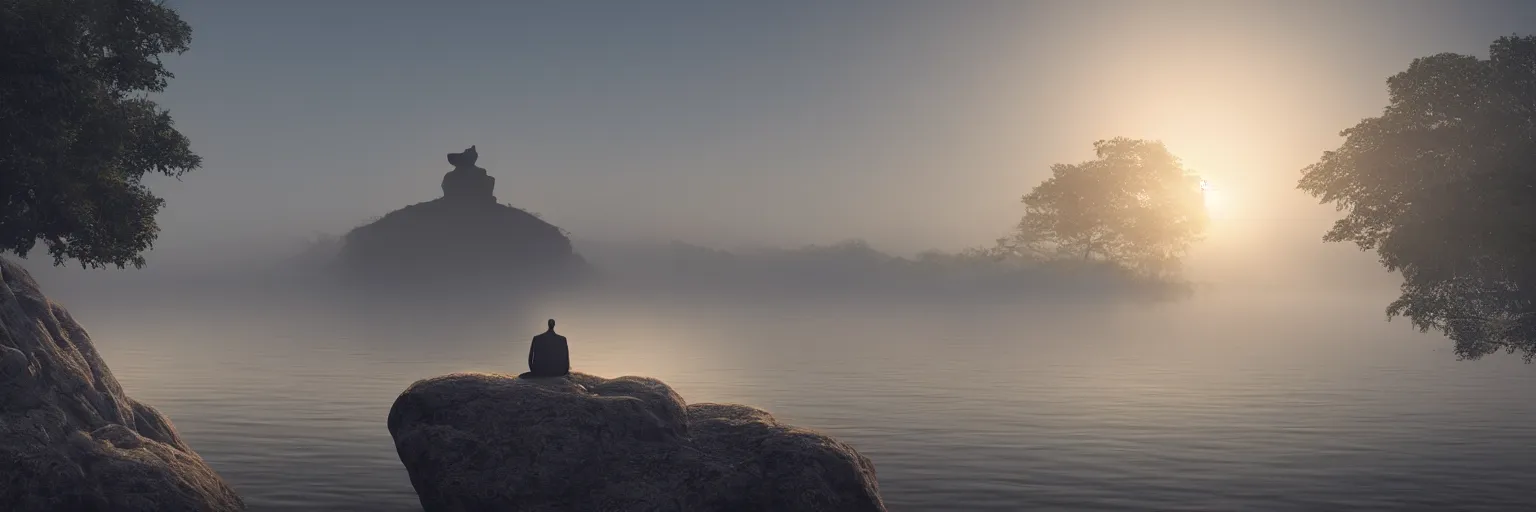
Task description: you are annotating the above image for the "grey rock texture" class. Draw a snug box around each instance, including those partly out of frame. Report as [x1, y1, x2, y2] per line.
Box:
[0, 257, 244, 512]
[388, 372, 885, 512]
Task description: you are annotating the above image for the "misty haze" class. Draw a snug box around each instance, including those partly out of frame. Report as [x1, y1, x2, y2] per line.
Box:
[5, 1, 1536, 512]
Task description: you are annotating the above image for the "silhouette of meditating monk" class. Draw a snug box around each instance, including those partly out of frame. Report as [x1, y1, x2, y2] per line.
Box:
[526, 319, 570, 378]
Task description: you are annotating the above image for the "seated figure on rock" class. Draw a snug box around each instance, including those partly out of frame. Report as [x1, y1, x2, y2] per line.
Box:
[525, 319, 570, 378]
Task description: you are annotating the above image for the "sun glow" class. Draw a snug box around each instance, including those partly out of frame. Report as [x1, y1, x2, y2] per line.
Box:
[1200, 180, 1225, 219]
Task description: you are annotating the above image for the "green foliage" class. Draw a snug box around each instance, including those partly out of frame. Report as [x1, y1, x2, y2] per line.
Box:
[0, 0, 199, 268]
[1298, 35, 1536, 361]
[1003, 138, 1208, 276]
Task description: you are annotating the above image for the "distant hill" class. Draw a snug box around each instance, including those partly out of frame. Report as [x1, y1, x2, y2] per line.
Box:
[335, 146, 588, 295]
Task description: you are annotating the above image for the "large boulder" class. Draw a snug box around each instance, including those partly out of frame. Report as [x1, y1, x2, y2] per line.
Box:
[387, 372, 886, 512]
[0, 257, 244, 512]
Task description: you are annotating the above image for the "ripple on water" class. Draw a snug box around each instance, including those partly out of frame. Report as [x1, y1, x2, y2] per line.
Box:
[71, 293, 1536, 512]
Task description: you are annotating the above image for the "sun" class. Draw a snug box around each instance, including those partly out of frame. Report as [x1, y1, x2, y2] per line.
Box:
[1199, 180, 1224, 217]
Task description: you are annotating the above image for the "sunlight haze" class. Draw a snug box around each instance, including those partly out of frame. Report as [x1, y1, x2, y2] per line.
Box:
[10, 2, 1536, 511]
[82, 0, 1519, 292]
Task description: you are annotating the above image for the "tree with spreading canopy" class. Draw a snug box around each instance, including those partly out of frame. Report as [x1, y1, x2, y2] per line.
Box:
[1, 0, 199, 269]
[1298, 35, 1536, 362]
[1000, 137, 1208, 276]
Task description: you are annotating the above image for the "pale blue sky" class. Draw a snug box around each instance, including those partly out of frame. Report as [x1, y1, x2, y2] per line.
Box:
[130, 0, 1536, 280]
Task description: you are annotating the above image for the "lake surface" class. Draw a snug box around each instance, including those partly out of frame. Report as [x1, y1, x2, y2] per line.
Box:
[49, 285, 1536, 511]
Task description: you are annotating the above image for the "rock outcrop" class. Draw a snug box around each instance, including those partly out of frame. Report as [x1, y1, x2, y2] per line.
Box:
[387, 372, 886, 512]
[0, 257, 244, 512]
[440, 145, 497, 202]
[337, 146, 587, 293]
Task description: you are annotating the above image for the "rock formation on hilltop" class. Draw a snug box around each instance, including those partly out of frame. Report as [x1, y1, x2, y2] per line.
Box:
[439, 145, 497, 201]
[387, 372, 886, 512]
[0, 257, 244, 512]
[337, 146, 587, 292]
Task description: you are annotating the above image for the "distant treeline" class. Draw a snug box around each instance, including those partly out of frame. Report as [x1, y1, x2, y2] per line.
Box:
[573, 238, 1188, 300]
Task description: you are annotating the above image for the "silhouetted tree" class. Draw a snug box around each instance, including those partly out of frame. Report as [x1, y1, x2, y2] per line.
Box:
[1003, 138, 1208, 275]
[1298, 35, 1536, 361]
[1, 0, 199, 268]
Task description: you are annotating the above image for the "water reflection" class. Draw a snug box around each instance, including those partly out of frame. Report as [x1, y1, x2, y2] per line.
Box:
[57, 288, 1536, 511]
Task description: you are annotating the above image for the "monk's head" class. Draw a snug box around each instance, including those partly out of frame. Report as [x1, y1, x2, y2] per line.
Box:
[547, 318, 556, 330]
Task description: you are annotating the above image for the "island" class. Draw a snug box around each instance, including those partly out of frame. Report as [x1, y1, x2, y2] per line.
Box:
[336, 146, 589, 295]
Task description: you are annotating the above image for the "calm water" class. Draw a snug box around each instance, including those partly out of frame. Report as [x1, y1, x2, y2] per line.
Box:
[50, 286, 1536, 511]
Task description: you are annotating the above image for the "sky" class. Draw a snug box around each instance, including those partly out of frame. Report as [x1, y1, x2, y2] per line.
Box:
[119, 0, 1536, 284]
